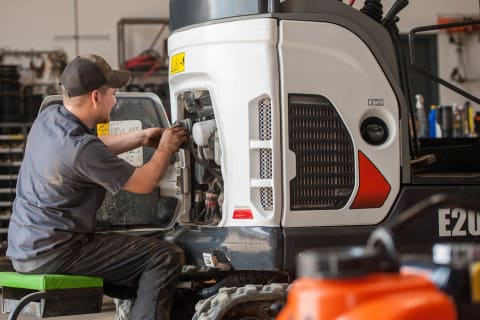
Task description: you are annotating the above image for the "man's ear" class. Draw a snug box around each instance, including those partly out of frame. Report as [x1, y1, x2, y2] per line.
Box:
[91, 90, 99, 104]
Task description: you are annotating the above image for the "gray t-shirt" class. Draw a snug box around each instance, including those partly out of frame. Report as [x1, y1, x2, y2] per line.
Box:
[7, 104, 135, 272]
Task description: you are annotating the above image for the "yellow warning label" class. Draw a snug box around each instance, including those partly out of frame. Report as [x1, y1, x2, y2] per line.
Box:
[170, 52, 185, 75]
[96, 123, 110, 137]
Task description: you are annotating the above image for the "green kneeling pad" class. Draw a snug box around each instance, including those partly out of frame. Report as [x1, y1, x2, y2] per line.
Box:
[0, 272, 103, 291]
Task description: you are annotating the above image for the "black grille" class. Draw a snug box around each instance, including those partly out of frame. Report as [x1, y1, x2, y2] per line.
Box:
[260, 187, 273, 211]
[260, 149, 272, 179]
[288, 94, 354, 210]
[259, 98, 273, 211]
[259, 99, 272, 179]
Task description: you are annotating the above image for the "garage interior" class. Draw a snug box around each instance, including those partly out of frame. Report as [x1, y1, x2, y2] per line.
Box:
[0, 0, 480, 319]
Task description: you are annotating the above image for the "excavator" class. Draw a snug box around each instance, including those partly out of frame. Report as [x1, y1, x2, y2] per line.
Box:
[165, 0, 480, 318]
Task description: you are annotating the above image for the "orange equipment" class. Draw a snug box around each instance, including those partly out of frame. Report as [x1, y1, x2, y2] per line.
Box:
[278, 196, 459, 320]
[277, 269, 456, 320]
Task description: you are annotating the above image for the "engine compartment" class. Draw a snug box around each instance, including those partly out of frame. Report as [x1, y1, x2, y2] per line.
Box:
[176, 89, 224, 226]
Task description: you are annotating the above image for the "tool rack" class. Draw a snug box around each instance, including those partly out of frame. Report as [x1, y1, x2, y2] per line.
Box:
[0, 122, 30, 255]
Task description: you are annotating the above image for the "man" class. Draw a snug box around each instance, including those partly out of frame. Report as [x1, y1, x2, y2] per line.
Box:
[6, 54, 189, 319]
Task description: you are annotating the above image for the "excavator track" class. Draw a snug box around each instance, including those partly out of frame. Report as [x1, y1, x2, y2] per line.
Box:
[193, 283, 288, 320]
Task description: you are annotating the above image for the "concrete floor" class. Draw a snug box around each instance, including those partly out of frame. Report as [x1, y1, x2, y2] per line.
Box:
[0, 296, 116, 320]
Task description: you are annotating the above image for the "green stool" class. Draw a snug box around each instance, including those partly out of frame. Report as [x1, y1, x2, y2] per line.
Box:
[0, 272, 103, 320]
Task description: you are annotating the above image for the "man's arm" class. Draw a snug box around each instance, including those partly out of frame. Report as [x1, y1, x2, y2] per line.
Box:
[122, 126, 188, 194]
[99, 127, 163, 155]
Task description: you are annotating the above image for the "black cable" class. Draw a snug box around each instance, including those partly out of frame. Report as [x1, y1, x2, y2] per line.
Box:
[361, 0, 383, 23]
[188, 139, 222, 181]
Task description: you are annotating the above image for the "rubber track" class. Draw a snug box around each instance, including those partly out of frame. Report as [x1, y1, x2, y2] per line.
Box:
[192, 283, 288, 320]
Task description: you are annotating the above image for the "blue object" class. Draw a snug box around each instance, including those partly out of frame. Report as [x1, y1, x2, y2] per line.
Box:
[428, 107, 437, 138]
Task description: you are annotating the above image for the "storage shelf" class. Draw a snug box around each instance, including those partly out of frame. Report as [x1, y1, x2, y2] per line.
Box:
[0, 175, 18, 180]
[0, 148, 24, 154]
[0, 188, 15, 194]
[0, 122, 29, 251]
[0, 161, 22, 167]
[0, 122, 31, 128]
[0, 134, 25, 141]
[0, 201, 13, 208]
[0, 214, 11, 221]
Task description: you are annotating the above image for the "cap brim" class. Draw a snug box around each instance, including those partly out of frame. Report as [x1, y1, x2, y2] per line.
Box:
[105, 70, 131, 88]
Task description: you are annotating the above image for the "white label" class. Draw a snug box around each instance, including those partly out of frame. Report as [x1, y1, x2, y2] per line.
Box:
[202, 253, 214, 267]
[109, 120, 143, 167]
[438, 208, 480, 237]
[438, 209, 451, 237]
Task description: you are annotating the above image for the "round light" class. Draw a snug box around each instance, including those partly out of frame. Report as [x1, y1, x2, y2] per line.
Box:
[360, 117, 389, 145]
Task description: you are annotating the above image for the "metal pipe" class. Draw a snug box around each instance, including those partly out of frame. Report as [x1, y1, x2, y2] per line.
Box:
[383, 0, 409, 26]
[268, 0, 280, 13]
[0, 49, 65, 56]
[409, 19, 480, 104]
[74, 0, 79, 56]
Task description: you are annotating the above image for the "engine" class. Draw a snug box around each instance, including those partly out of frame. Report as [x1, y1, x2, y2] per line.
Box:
[176, 90, 223, 226]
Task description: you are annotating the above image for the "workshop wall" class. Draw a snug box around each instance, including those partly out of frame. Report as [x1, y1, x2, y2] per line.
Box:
[0, 0, 169, 67]
[0, 0, 478, 108]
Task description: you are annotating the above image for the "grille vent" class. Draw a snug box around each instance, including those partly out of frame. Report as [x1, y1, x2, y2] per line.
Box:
[260, 149, 272, 179]
[259, 98, 272, 140]
[259, 98, 273, 211]
[260, 187, 273, 211]
[288, 94, 354, 210]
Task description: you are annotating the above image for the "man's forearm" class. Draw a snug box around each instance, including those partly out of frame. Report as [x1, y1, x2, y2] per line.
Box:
[99, 131, 144, 155]
[122, 147, 172, 193]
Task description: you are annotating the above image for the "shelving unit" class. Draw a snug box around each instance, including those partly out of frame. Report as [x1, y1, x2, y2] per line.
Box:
[117, 18, 171, 117]
[0, 122, 30, 254]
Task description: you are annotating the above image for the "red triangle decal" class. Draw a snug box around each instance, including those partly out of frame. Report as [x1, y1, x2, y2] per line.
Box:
[350, 151, 391, 209]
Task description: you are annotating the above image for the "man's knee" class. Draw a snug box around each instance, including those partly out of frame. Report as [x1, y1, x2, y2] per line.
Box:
[172, 244, 185, 268]
[165, 243, 185, 271]
[150, 241, 185, 271]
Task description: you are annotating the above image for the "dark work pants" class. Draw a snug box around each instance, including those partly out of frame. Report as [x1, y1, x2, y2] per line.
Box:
[24, 233, 185, 320]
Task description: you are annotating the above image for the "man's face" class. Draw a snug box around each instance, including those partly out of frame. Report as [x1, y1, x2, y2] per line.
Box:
[96, 87, 117, 123]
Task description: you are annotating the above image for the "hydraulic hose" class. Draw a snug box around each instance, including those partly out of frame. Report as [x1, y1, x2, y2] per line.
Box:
[188, 139, 222, 181]
[361, 0, 383, 24]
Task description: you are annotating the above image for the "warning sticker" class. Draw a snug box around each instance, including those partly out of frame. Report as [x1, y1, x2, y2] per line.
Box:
[170, 52, 185, 75]
[109, 120, 143, 167]
[202, 253, 215, 267]
[96, 123, 110, 137]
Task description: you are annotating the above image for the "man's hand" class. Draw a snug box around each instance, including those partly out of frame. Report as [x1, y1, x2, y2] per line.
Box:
[142, 128, 164, 148]
[157, 126, 189, 154]
[123, 126, 189, 194]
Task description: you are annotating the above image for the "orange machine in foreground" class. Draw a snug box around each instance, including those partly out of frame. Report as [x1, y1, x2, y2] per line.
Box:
[277, 259, 456, 320]
[278, 196, 460, 320]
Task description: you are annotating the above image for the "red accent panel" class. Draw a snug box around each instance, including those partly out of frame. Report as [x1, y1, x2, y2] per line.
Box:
[233, 209, 253, 219]
[350, 151, 391, 209]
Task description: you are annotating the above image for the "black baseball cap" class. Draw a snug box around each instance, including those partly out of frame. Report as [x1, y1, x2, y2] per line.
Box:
[60, 54, 130, 97]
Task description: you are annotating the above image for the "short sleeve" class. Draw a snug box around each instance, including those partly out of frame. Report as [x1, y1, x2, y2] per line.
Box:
[74, 138, 135, 194]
